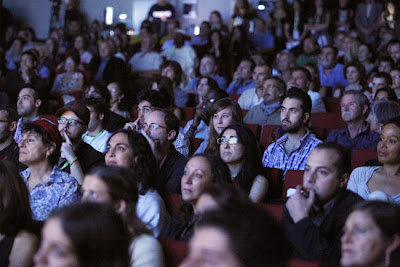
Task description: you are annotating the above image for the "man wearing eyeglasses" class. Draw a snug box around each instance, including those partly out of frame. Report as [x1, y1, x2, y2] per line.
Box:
[0, 105, 25, 170]
[14, 85, 42, 144]
[244, 76, 285, 126]
[56, 100, 104, 184]
[142, 109, 187, 194]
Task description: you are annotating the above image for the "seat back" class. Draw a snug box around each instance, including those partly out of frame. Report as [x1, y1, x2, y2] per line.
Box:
[244, 123, 261, 140]
[159, 239, 188, 267]
[283, 170, 304, 196]
[257, 203, 283, 221]
[260, 125, 280, 148]
[166, 194, 182, 216]
[311, 113, 346, 140]
[323, 97, 341, 114]
[352, 149, 377, 169]
[289, 259, 320, 267]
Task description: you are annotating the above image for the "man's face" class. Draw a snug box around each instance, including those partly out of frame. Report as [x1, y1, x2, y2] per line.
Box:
[288, 70, 310, 91]
[371, 77, 387, 94]
[319, 47, 337, 69]
[17, 88, 40, 118]
[137, 100, 153, 125]
[280, 98, 307, 133]
[252, 66, 270, 88]
[303, 148, 346, 204]
[334, 33, 346, 51]
[87, 106, 102, 133]
[357, 45, 370, 62]
[0, 110, 15, 143]
[20, 54, 35, 71]
[99, 42, 111, 59]
[341, 94, 364, 123]
[58, 111, 87, 142]
[262, 79, 282, 104]
[199, 57, 216, 76]
[378, 61, 392, 74]
[237, 61, 252, 81]
[390, 70, 400, 90]
[388, 43, 400, 63]
[143, 110, 172, 147]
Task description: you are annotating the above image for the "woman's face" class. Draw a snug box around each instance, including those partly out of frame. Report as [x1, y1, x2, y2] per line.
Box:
[18, 131, 51, 166]
[105, 133, 135, 168]
[12, 39, 23, 53]
[213, 107, 234, 135]
[181, 156, 213, 204]
[219, 129, 244, 165]
[341, 211, 391, 267]
[377, 123, 400, 164]
[161, 66, 176, 84]
[107, 83, 121, 104]
[346, 66, 360, 84]
[81, 174, 113, 204]
[34, 218, 79, 267]
[358, 45, 370, 62]
[181, 226, 241, 267]
[211, 31, 220, 44]
[343, 37, 352, 53]
[74, 36, 84, 50]
[277, 54, 290, 72]
[64, 57, 76, 72]
[197, 78, 210, 97]
[210, 13, 220, 25]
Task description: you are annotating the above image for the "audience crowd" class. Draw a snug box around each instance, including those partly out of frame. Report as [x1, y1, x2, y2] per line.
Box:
[1, 0, 400, 266]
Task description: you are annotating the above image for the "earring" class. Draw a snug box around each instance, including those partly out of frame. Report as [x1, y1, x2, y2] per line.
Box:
[386, 251, 391, 267]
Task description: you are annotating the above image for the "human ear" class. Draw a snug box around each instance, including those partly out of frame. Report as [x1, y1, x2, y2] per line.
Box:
[339, 173, 350, 188]
[114, 200, 127, 215]
[167, 129, 176, 141]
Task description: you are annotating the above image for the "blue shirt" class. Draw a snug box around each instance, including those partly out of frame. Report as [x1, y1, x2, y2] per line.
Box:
[251, 31, 274, 50]
[20, 166, 80, 221]
[226, 79, 255, 94]
[187, 75, 227, 91]
[262, 131, 322, 177]
[318, 63, 349, 89]
[325, 124, 380, 154]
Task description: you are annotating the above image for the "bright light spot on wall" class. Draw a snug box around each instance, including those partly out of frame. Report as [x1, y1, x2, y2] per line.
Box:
[105, 6, 113, 25]
[194, 26, 200, 36]
[119, 14, 127, 20]
[258, 4, 265, 10]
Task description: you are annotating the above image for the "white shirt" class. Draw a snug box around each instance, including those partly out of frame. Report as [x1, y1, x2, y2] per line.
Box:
[238, 88, 263, 110]
[129, 51, 163, 72]
[82, 130, 111, 153]
[136, 189, 170, 237]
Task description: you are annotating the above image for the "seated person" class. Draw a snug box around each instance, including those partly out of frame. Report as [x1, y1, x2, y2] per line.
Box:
[56, 100, 104, 184]
[282, 142, 362, 265]
[262, 88, 321, 176]
[244, 76, 285, 126]
[341, 201, 400, 267]
[318, 46, 348, 89]
[226, 58, 255, 94]
[81, 98, 112, 153]
[186, 54, 227, 91]
[218, 124, 269, 202]
[19, 119, 80, 221]
[325, 90, 380, 154]
[348, 118, 400, 204]
[129, 34, 162, 73]
[238, 63, 272, 110]
[161, 153, 231, 241]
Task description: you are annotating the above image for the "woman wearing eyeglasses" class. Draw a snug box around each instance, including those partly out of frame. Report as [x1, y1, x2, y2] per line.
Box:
[105, 129, 169, 237]
[18, 119, 80, 221]
[162, 153, 231, 241]
[81, 166, 165, 267]
[218, 123, 268, 202]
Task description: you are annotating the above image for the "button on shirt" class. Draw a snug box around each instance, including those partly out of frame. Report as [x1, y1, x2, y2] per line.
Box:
[325, 124, 380, 154]
[262, 131, 322, 177]
[20, 166, 80, 221]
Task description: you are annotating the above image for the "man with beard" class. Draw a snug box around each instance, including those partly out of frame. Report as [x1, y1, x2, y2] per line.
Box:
[318, 46, 348, 89]
[56, 100, 104, 184]
[282, 142, 362, 265]
[262, 88, 321, 176]
[142, 109, 187, 194]
[14, 85, 42, 144]
[325, 90, 379, 153]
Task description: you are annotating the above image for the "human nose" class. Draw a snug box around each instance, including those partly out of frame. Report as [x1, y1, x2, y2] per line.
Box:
[33, 245, 48, 266]
[341, 228, 353, 244]
[184, 173, 193, 185]
[305, 170, 316, 184]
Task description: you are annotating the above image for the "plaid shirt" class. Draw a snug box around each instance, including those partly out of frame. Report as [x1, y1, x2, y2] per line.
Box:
[262, 131, 321, 177]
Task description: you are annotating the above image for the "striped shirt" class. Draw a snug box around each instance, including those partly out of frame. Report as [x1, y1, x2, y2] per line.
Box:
[262, 131, 321, 178]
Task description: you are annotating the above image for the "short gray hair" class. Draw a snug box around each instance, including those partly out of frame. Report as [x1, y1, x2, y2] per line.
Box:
[372, 100, 400, 125]
[342, 90, 370, 117]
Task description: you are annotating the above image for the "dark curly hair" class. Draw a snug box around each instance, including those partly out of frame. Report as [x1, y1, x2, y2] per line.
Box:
[107, 129, 161, 194]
